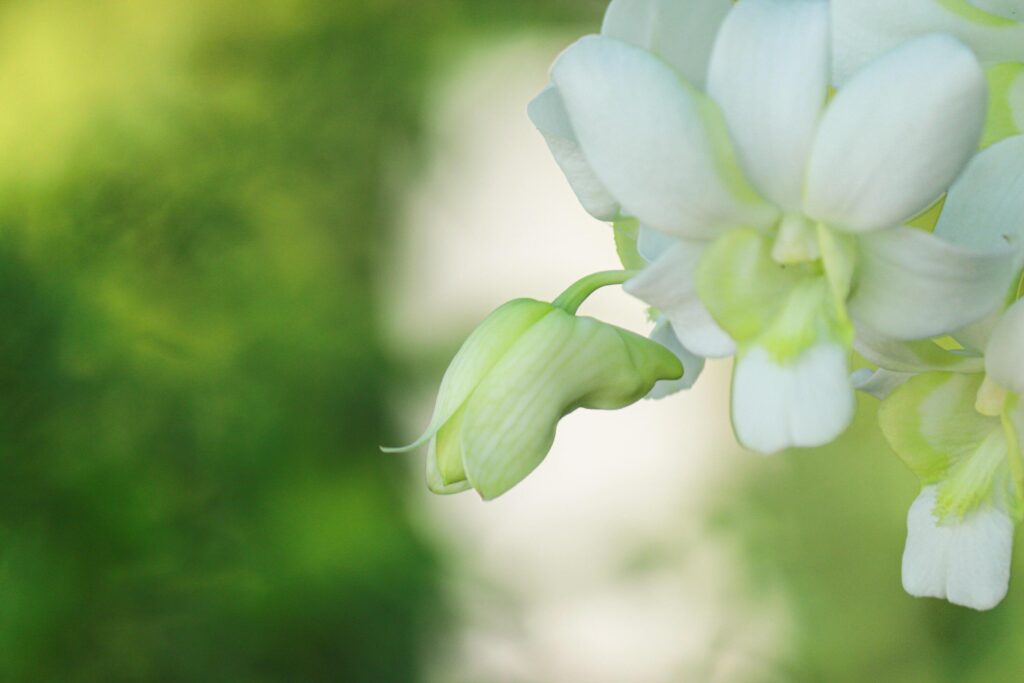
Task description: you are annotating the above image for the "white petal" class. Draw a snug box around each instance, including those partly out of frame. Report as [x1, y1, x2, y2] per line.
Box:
[903, 486, 1013, 611]
[706, 0, 829, 209]
[528, 85, 621, 221]
[636, 224, 677, 263]
[935, 135, 1024, 256]
[624, 240, 736, 358]
[849, 227, 1018, 340]
[854, 325, 985, 374]
[552, 36, 778, 239]
[852, 368, 915, 400]
[832, 0, 1024, 85]
[732, 343, 855, 454]
[647, 318, 705, 399]
[805, 35, 987, 233]
[952, 309, 1006, 354]
[970, 1, 1024, 20]
[602, 0, 732, 89]
[986, 298, 1024, 393]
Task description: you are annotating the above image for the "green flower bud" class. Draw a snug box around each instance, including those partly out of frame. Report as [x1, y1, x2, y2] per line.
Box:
[386, 290, 683, 500]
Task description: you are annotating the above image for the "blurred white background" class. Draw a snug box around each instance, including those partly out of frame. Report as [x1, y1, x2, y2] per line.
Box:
[385, 37, 793, 683]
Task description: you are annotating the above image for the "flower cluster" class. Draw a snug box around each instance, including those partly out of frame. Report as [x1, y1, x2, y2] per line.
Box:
[391, 0, 1024, 610]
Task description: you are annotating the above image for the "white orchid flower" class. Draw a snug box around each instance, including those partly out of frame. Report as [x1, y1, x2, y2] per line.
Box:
[865, 135, 1024, 610]
[833, 0, 1024, 84]
[384, 274, 683, 500]
[879, 322, 1024, 609]
[529, 0, 733, 222]
[880, 285, 1024, 612]
[833, 0, 1024, 146]
[647, 317, 705, 400]
[528, 0, 732, 392]
[856, 134, 1024, 374]
[532, 0, 1019, 454]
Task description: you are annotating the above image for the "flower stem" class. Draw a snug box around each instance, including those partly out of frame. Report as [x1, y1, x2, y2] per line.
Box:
[552, 270, 638, 315]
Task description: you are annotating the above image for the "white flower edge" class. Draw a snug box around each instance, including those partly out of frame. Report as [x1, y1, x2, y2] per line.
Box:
[986, 298, 1024, 394]
[647, 318, 705, 399]
[732, 343, 855, 454]
[903, 486, 1014, 611]
[528, 0, 734, 221]
[832, 0, 1024, 85]
[851, 367, 915, 400]
[935, 134, 1024, 256]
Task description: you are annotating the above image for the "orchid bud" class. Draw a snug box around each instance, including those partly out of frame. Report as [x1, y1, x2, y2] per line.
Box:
[386, 288, 683, 500]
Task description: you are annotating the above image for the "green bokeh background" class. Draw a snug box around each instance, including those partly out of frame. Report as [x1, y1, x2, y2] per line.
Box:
[0, 0, 1020, 681]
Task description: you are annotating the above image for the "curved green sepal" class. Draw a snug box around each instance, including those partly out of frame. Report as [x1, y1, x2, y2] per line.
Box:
[432, 407, 468, 487]
[381, 299, 552, 453]
[461, 309, 682, 500]
[426, 426, 472, 495]
[613, 218, 647, 270]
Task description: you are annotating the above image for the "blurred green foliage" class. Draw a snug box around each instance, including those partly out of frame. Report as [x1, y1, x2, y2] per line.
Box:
[0, 0, 440, 680]
[0, 0, 611, 679]
[715, 393, 1024, 683]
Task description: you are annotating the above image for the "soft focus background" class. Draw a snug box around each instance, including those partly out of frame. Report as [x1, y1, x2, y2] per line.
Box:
[0, 0, 1021, 681]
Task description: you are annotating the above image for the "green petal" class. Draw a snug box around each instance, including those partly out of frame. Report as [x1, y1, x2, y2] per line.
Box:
[460, 309, 683, 500]
[383, 299, 552, 453]
[855, 325, 985, 374]
[696, 227, 856, 453]
[426, 432, 471, 495]
[697, 227, 852, 361]
[433, 407, 468, 486]
[696, 228, 808, 345]
[818, 224, 858, 307]
[936, 428, 1011, 518]
[879, 372, 1001, 486]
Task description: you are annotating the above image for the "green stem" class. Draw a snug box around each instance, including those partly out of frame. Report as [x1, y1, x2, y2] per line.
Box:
[552, 270, 637, 315]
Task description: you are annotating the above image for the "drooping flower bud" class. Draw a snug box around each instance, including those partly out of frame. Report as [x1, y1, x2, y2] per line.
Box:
[385, 278, 683, 500]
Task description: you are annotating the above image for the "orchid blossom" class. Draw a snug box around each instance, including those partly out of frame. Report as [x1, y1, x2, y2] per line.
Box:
[859, 134, 1024, 610]
[833, 0, 1024, 146]
[878, 298, 1024, 610]
[392, 0, 1024, 612]
[530, 0, 1019, 453]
